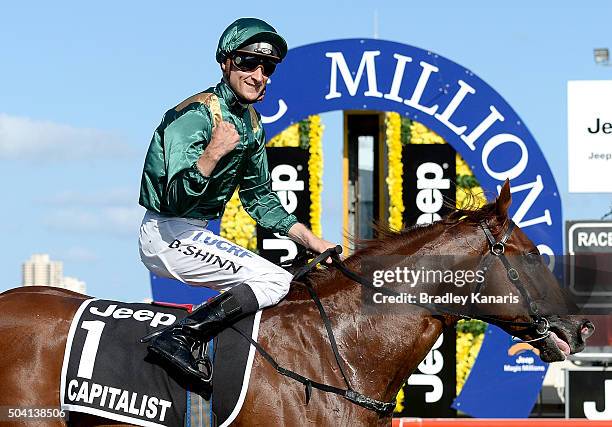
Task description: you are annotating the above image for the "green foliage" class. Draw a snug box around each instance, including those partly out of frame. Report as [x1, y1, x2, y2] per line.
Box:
[456, 174, 480, 189]
[400, 117, 412, 145]
[298, 119, 310, 150]
[456, 319, 487, 335]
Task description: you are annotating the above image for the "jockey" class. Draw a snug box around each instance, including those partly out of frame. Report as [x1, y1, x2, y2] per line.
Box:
[138, 17, 336, 381]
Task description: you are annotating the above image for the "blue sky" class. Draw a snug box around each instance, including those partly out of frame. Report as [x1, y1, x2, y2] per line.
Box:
[1, 1, 611, 302]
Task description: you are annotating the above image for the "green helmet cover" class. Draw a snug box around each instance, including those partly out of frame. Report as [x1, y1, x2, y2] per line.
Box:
[216, 17, 288, 63]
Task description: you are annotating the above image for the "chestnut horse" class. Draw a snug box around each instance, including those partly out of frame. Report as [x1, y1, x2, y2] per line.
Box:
[0, 183, 594, 426]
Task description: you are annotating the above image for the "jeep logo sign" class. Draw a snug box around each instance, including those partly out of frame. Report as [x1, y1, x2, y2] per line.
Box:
[414, 161, 451, 224]
[567, 370, 612, 419]
[403, 144, 456, 229]
[257, 148, 311, 264]
[402, 329, 457, 417]
[399, 143, 457, 417]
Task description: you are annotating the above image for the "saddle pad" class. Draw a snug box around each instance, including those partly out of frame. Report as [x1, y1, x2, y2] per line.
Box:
[60, 298, 203, 427]
[210, 310, 262, 427]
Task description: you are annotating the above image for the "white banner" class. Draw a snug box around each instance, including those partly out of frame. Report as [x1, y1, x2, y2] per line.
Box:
[568, 80, 612, 192]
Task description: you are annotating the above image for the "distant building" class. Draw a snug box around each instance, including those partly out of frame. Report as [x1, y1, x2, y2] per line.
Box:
[22, 254, 63, 287]
[62, 276, 87, 294]
[21, 254, 87, 294]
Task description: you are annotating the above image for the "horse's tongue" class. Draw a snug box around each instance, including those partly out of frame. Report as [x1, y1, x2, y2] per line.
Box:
[550, 331, 570, 356]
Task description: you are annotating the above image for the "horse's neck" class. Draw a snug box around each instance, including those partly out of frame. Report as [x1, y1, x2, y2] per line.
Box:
[332, 282, 446, 402]
[347, 303, 445, 402]
[326, 225, 454, 403]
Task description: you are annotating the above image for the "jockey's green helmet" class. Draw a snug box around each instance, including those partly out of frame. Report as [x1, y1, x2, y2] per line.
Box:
[216, 18, 288, 64]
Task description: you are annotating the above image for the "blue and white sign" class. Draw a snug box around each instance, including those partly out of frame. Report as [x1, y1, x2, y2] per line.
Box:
[452, 325, 548, 418]
[568, 80, 612, 193]
[260, 41, 562, 417]
[260, 38, 562, 259]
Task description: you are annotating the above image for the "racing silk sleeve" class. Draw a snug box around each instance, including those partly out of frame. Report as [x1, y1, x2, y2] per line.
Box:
[239, 128, 298, 235]
[164, 108, 213, 217]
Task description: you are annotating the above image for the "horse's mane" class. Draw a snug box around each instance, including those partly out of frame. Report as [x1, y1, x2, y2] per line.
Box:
[348, 195, 502, 262]
[292, 194, 504, 299]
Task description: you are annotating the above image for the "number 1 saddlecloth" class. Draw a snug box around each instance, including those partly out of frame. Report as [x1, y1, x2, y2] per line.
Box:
[60, 298, 195, 427]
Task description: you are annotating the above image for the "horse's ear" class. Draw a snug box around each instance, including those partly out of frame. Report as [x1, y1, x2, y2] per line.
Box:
[495, 179, 512, 218]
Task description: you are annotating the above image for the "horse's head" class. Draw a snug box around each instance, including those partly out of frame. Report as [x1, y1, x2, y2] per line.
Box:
[465, 180, 594, 362]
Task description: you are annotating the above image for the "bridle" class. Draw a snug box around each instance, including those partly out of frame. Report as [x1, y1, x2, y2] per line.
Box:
[326, 219, 550, 340]
[475, 219, 550, 340]
[231, 218, 551, 416]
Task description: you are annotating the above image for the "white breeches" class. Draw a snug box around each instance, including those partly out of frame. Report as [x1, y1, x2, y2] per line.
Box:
[138, 210, 293, 308]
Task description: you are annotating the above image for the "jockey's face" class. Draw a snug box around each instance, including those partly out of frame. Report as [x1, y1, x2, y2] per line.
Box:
[221, 57, 269, 103]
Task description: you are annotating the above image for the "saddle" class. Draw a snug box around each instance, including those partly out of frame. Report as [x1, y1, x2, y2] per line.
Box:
[59, 298, 262, 427]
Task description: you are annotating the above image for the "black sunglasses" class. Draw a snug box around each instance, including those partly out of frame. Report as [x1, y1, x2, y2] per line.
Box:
[231, 54, 277, 76]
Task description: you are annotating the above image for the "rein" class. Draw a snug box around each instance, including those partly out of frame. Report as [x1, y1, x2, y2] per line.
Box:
[235, 220, 550, 416]
[233, 248, 396, 416]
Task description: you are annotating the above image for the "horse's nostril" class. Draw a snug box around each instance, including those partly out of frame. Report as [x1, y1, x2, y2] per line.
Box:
[581, 320, 595, 339]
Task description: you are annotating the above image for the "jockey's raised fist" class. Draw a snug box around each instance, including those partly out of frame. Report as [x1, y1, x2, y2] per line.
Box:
[209, 121, 240, 158]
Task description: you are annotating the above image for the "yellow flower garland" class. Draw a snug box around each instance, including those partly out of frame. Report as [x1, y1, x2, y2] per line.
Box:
[220, 190, 257, 250]
[409, 121, 446, 144]
[308, 115, 324, 237]
[267, 122, 300, 147]
[456, 331, 485, 394]
[456, 185, 487, 210]
[455, 154, 471, 176]
[385, 112, 404, 231]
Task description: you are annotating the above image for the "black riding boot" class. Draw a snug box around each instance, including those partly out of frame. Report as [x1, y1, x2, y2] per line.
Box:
[146, 286, 258, 381]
